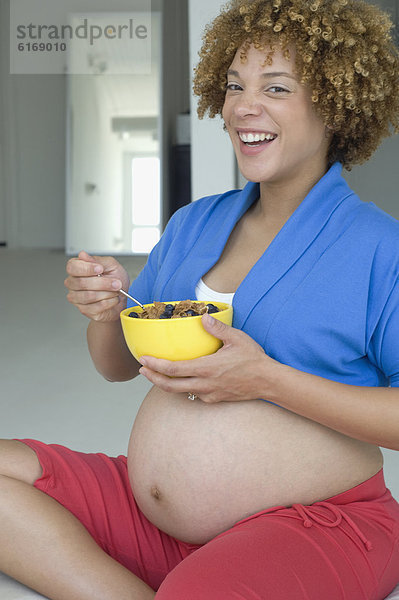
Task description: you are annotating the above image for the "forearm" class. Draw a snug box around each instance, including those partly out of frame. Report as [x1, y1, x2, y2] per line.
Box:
[87, 319, 140, 382]
[266, 361, 399, 450]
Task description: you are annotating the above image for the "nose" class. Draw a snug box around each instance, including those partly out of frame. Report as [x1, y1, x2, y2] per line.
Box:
[233, 91, 263, 118]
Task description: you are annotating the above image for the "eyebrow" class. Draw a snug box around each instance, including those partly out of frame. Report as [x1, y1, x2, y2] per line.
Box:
[227, 69, 297, 80]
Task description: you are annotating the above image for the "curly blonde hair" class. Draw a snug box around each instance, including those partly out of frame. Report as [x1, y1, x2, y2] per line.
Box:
[192, 0, 399, 169]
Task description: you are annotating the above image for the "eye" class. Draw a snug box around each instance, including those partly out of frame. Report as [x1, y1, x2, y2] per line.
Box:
[267, 85, 290, 94]
[225, 82, 242, 92]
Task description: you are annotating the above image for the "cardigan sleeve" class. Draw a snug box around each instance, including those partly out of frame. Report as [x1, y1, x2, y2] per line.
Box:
[370, 275, 399, 387]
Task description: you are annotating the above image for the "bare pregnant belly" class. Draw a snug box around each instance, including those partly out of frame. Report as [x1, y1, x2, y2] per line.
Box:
[127, 386, 383, 544]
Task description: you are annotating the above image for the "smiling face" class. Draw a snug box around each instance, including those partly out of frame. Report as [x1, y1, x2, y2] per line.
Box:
[222, 44, 331, 193]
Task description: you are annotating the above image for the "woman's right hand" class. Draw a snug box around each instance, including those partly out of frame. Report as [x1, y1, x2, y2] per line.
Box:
[64, 250, 130, 322]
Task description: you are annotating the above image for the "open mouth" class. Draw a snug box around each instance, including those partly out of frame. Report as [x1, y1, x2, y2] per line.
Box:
[238, 132, 277, 147]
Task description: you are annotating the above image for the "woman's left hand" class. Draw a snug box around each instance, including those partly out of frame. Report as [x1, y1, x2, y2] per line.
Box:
[138, 313, 279, 403]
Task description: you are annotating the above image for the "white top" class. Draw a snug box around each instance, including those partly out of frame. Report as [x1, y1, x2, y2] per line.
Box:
[195, 277, 235, 304]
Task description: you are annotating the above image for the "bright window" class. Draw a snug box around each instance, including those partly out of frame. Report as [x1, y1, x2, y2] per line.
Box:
[131, 156, 161, 253]
[132, 227, 160, 253]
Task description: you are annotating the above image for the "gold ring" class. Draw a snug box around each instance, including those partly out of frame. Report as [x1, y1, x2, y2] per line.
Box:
[187, 392, 198, 401]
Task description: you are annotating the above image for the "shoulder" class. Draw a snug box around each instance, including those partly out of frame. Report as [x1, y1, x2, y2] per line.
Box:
[356, 200, 399, 234]
[347, 202, 399, 304]
[324, 174, 399, 289]
[324, 165, 399, 249]
[351, 201, 399, 259]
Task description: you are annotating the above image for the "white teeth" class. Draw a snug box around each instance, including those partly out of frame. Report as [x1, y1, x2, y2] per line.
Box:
[238, 132, 276, 143]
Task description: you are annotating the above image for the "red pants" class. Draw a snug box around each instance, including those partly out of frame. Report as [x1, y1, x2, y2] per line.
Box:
[18, 439, 399, 599]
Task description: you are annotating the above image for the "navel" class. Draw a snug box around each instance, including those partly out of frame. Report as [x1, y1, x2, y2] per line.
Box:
[150, 485, 162, 501]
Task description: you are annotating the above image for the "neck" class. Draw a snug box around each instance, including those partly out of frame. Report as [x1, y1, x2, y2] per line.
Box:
[257, 162, 329, 225]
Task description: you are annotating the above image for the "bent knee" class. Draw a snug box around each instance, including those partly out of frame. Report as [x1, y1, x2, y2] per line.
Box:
[0, 440, 42, 484]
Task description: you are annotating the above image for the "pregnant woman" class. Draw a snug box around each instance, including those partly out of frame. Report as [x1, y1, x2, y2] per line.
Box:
[1, 0, 399, 598]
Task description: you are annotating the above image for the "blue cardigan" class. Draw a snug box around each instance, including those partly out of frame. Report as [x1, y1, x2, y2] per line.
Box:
[129, 163, 399, 389]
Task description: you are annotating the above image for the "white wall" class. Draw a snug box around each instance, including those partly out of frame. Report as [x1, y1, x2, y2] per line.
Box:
[188, 0, 236, 201]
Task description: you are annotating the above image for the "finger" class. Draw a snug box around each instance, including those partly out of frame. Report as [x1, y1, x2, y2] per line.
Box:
[78, 250, 97, 263]
[139, 355, 210, 378]
[139, 365, 199, 393]
[77, 251, 115, 271]
[66, 257, 104, 277]
[64, 274, 122, 293]
[201, 313, 237, 343]
[92, 255, 122, 275]
[66, 289, 120, 307]
[138, 367, 222, 403]
[202, 315, 259, 353]
[73, 295, 121, 318]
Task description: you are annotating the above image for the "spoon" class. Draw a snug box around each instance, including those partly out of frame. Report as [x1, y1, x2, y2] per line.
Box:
[119, 288, 145, 309]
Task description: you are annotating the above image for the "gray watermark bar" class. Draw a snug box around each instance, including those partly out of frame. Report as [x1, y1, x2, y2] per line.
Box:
[10, 0, 152, 75]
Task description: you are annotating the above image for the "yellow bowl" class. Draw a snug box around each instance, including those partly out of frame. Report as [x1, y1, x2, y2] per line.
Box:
[120, 301, 233, 361]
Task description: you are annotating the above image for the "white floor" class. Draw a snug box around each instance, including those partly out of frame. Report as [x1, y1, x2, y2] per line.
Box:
[0, 248, 150, 455]
[1, 248, 399, 599]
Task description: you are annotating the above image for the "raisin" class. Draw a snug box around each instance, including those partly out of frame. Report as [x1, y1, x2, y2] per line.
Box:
[206, 303, 219, 314]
